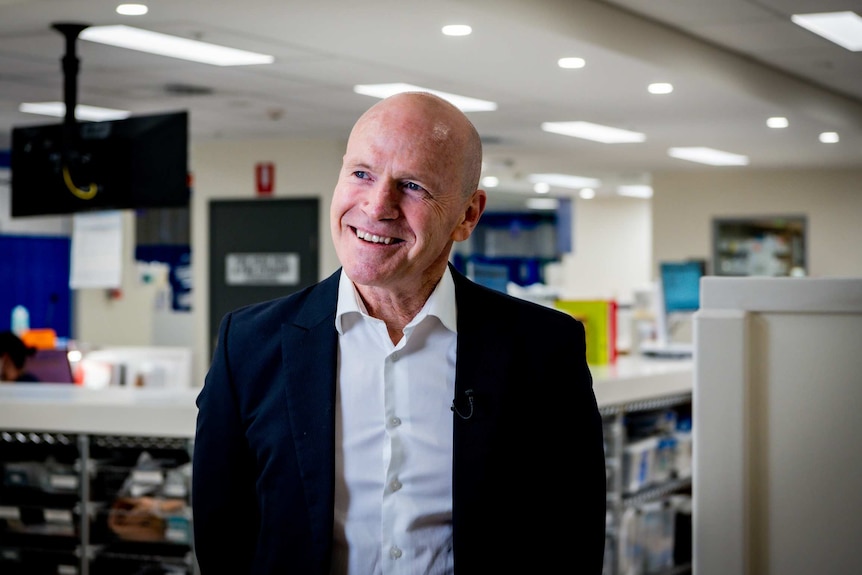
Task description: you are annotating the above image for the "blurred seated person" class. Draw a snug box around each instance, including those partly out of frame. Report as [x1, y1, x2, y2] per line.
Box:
[0, 330, 40, 382]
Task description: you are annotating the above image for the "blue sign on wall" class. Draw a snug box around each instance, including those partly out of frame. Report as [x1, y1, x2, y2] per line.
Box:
[0, 235, 72, 338]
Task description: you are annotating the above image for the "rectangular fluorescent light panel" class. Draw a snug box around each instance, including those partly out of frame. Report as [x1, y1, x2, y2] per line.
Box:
[668, 147, 749, 166]
[353, 83, 497, 112]
[79, 25, 275, 66]
[526, 198, 560, 211]
[791, 11, 862, 51]
[528, 173, 601, 189]
[617, 185, 653, 199]
[541, 121, 646, 144]
[19, 102, 131, 121]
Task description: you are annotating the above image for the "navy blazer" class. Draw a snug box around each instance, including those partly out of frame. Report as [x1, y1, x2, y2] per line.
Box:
[193, 265, 606, 574]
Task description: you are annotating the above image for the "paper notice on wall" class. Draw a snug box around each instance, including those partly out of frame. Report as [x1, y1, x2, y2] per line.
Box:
[70, 211, 123, 289]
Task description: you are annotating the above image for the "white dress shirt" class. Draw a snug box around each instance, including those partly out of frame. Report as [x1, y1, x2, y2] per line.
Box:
[331, 268, 457, 575]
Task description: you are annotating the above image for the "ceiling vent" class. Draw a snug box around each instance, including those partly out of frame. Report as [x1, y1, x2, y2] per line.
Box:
[164, 83, 214, 96]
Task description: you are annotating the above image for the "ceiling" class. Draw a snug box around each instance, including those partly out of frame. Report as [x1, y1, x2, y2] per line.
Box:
[1, 0, 860, 208]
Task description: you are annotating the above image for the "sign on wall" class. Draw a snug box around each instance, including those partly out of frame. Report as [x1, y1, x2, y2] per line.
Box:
[225, 253, 299, 286]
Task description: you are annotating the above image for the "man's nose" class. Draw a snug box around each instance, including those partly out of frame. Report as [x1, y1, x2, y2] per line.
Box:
[363, 181, 400, 219]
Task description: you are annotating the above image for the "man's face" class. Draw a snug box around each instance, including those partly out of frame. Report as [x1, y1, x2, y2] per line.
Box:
[330, 99, 483, 294]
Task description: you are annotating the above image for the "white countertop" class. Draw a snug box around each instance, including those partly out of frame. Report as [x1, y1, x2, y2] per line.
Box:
[0, 384, 200, 437]
[591, 354, 693, 407]
[0, 354, 692, 437]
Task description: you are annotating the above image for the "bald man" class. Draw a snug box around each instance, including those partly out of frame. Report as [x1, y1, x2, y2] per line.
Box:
[193, 92, 606, 574]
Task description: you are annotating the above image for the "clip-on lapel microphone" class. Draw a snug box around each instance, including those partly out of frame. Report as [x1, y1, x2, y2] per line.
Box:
[451, 388, 475, 420]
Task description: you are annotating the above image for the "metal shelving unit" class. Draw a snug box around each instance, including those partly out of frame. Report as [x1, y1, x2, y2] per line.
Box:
[0, 430, 196, 575]
[602, 393, 693, 575]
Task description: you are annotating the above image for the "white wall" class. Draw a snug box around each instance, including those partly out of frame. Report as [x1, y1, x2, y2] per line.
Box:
[550, 195, 652, 303]
[75, 211, 163, 346]
[56, 139, 862, 387]
[651, 168, 862, 278]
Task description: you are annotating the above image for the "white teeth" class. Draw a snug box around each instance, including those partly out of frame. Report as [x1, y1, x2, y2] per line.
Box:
[356, 229, 393, 244]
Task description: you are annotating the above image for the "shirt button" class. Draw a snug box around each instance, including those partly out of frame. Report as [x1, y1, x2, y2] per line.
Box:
[390, 416, 401, 427]
[390, 546, 402, 559]
[390, 479, 402, 492]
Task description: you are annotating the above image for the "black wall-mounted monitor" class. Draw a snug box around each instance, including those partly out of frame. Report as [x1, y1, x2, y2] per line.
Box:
[10, 110, 190, 217]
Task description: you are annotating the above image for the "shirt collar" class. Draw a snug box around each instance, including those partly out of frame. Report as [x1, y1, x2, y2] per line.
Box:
[335, 266, 458, 335]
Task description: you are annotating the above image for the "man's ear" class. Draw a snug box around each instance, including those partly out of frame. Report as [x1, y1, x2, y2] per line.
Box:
[452, 189, 487, 242]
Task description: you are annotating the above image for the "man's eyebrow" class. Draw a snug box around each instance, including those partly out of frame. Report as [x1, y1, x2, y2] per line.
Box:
[344, 158, 372, 170]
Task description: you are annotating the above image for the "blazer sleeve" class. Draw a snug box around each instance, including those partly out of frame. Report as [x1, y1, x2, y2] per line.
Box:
[192, 311, 259, 573]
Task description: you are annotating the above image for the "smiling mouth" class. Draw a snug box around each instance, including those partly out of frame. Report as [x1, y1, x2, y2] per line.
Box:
[354, 227, 397, 245]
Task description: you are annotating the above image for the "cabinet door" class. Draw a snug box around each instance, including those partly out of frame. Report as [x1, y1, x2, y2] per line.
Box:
[712, 216, 806, 277]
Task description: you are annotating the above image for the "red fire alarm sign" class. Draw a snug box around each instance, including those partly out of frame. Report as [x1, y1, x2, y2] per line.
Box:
[255, 162, 275, 195]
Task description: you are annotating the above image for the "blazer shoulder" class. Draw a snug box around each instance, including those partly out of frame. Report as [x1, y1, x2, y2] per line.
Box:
[223, 268, 340, 332]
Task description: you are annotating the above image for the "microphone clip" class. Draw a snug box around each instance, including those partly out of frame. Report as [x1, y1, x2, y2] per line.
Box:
[451, 388, 475, 420]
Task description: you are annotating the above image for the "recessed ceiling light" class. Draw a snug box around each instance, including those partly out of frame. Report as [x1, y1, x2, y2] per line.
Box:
[767, 117, 789, 128]
[116, 3, 148, 16]
[533, 182, 551, 194]
[353, 83, 497, 112]
[481, 176, 499, 188]
[79, 25, 275, 66]
[526, 197, 560, 210]
[528, 173, 601, 189]
[442, 24, 472, 36]
[617, 185, 653, 198]
[579, 188, 596, 200]
[819, 131, 840, 143]
[668, 147, 749, 166]
[558, 57, 586, 69]
[648, 83, 673, 95]
[542, 121, 646, 144]
[19, 102, 131, 121]
[791, 11, 862, 51]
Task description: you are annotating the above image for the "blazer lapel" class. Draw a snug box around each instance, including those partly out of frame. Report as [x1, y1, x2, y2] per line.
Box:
[450, 267, 513, 483]
[281, 271, 340, 546]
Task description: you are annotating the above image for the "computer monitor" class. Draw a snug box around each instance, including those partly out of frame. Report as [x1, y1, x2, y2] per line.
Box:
[25, 348, 75, 383]
[660, 260, 705, 313]
[642, 260, 705, 357]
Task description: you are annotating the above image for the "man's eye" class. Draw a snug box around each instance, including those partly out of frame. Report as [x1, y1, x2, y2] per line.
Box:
[353, 171, 369, 180]
[403, 182, 424, 192]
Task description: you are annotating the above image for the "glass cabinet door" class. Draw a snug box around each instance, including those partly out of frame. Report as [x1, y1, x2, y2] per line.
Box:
[712, 216, 806, 277]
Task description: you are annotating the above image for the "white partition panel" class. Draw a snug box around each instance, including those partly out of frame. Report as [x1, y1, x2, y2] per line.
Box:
[693, 277, 862, 575]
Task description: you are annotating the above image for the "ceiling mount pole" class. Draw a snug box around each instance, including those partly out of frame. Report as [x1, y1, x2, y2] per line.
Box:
[51, 22, 99, 199]
[51, 22, 90, 129]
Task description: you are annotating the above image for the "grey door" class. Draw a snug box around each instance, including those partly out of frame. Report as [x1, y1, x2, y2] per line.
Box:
[209, 197, 319, 355]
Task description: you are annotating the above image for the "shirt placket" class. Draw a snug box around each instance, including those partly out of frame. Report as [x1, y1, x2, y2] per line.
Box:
[380, 326, 412, 573]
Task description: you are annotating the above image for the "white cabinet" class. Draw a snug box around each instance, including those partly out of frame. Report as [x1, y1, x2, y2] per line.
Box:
[694, 277, 862, 575]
